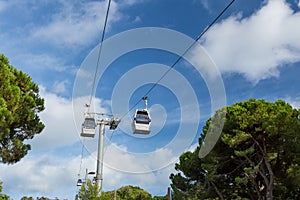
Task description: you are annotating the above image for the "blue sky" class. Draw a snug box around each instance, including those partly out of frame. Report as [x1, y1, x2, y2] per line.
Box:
[1, 0, 300, 199]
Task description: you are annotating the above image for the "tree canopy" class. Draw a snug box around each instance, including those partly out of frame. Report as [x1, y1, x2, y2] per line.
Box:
[77, 183, 166, 200]
[0, 54, 45, 164]
[170, 99, 300, 200]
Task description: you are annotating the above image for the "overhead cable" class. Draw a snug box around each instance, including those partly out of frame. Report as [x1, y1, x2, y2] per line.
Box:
[88, 0, 112, 110]
[122, 0, 236, 119]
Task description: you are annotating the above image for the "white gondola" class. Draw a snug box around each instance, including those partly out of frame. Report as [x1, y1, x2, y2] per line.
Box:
[76, 179, 83, 186]
[132, 109, 151, 134]
[132, 97, 151, 134]
[81, 117, 96, 137]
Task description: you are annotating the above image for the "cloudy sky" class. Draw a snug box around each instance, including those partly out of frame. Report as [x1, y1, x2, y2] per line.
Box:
[1, 0, 300, 199]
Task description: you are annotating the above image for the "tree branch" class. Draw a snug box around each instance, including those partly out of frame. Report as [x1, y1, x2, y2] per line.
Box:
[210, 181, 224, 200]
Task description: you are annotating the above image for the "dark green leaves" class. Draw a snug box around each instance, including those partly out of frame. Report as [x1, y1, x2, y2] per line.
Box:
[171, 99, 300, 199]
[0, 54, 45, 164]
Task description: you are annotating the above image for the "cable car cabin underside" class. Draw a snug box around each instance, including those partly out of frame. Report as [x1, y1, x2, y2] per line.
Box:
[132, 109, 151, 134]
[132, 121, 150, 134]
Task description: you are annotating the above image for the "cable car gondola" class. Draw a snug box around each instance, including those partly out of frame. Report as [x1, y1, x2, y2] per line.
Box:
[81, 117, 96, 137]
[132, 97, 151, 134]
[76, 179, 83, 186]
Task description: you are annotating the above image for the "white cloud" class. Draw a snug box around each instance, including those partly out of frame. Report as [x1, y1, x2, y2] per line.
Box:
[85, 145, 177, 196]
[0, 143, 176, 199]
[0, 0, 143, 77]
[29, 87, 108, 151]
[285, 96, 300, 108]
[52, 80, 69, 94]
[187, 142, 198, 152]
[102, 144, 177, 173]
[0, 0, 144, 52]
[0, 1, 9, 13]
[198, 0, 211, 13]
[201, 0, 300, 83]
[13, 53, 77, 74]
[29, 87, 77, 150]
[31, 0, 121, 48]
[0, 154, 82, 199]
[133, 16, 142, 23]
[118, 0, 146, 7]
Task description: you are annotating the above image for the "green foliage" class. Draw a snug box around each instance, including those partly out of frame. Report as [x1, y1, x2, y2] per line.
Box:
[36, 197, 50, 200]
[116, 185, 152, 200]
[77, 183, 165, 200]
[78, 180, 100, 199]
[170, 99, 300, 199]
[0, 54, 44, 164]
[20, 197, 34, 200]
[0, 181, 10, 200]
[152, 195, 168, 200]
[234, 176, 248, 185]
[234, 145, 254, 157]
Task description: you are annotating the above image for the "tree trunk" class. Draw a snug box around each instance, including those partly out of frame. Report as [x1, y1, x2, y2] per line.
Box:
[263, 141, 274, 200]
[252, 137, 274, 200]
[245, 156, 262, 200]
[211, 181, 224, 200]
